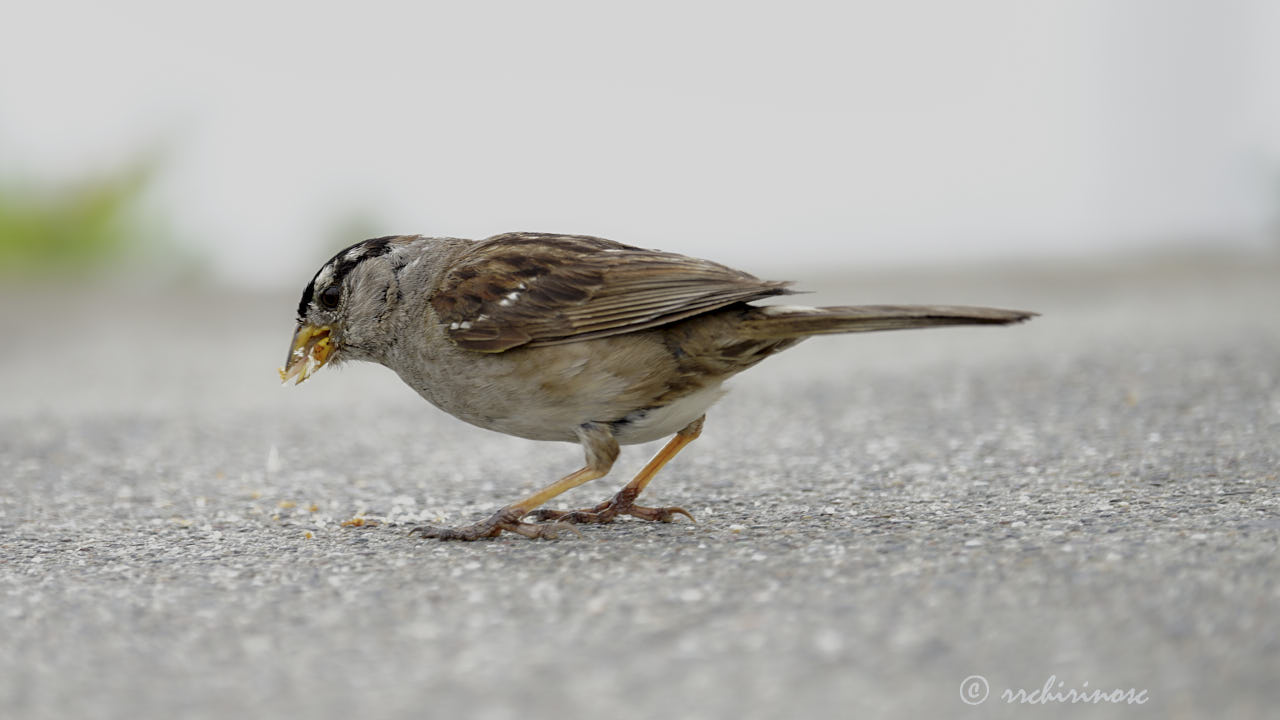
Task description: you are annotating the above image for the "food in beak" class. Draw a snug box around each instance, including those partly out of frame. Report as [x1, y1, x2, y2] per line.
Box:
[279, 324, 334, 385]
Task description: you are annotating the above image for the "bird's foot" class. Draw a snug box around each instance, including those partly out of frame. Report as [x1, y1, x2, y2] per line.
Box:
[409, 506, 574, 541]
[529, 487, 694, 525]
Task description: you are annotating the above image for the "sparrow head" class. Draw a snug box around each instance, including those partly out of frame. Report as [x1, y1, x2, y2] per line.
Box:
[280, 235, 414, 384]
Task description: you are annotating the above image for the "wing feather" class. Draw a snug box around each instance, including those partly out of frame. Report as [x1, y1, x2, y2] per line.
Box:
[430, 232, 792, 352]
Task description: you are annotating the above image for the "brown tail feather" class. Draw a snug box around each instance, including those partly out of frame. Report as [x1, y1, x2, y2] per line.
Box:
[740, 304, 1036, 339]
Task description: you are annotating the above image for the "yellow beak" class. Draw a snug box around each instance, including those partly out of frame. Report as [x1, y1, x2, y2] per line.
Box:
[279, 323, 335, 385]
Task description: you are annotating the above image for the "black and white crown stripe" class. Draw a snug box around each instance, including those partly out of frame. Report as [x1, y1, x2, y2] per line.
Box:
[296, 236, 401, 320]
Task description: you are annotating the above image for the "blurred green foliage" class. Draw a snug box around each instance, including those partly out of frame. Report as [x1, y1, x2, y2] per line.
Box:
[0, 160, 157, 277]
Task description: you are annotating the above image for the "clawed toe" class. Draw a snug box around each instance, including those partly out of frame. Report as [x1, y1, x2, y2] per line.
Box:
[626, 504, 695, 523]
[529, 507, 606, 523]
[408, 520, 563, 541]
[531, 498, 695, 525]
[408, 507, 578, 541]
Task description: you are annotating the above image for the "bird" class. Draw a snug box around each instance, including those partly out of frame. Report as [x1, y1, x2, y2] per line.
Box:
[281, 232, 1035, 540]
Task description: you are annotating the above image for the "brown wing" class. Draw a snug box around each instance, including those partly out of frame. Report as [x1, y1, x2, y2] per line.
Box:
[430, 232, 793, 352]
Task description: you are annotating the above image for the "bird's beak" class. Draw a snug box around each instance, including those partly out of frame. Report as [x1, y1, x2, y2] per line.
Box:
[279, 323, 335, 385]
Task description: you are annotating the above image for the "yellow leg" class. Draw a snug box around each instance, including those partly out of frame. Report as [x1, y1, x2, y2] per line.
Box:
[532, 415, 704, 525]
[410, 422, 619, 541]
[618, 415, 703, 501]
[508, 465, 608, 514]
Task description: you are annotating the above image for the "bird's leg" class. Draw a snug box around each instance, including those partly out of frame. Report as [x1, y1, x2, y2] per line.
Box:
[532, 415, 703, 525]
[409, 423, 618, 541]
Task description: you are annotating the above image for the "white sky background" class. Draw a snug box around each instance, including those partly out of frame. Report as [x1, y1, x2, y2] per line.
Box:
[2, 0, 1278, 287]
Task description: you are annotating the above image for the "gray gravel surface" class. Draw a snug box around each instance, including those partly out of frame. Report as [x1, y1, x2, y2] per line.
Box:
[2, 255, 1278, 719]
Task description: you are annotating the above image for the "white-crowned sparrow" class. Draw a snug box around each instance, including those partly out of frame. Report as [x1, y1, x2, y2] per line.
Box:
[281, 232, 1034, 540]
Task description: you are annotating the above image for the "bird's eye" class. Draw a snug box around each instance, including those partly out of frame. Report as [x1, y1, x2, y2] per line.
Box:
[318, 285, 342, 309]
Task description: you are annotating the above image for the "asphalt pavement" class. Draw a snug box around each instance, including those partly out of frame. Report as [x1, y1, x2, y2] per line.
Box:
[1, 253, 1277, 719]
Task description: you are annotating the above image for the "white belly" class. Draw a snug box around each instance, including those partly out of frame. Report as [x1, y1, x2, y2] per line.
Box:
[612, 383, 727, 445]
